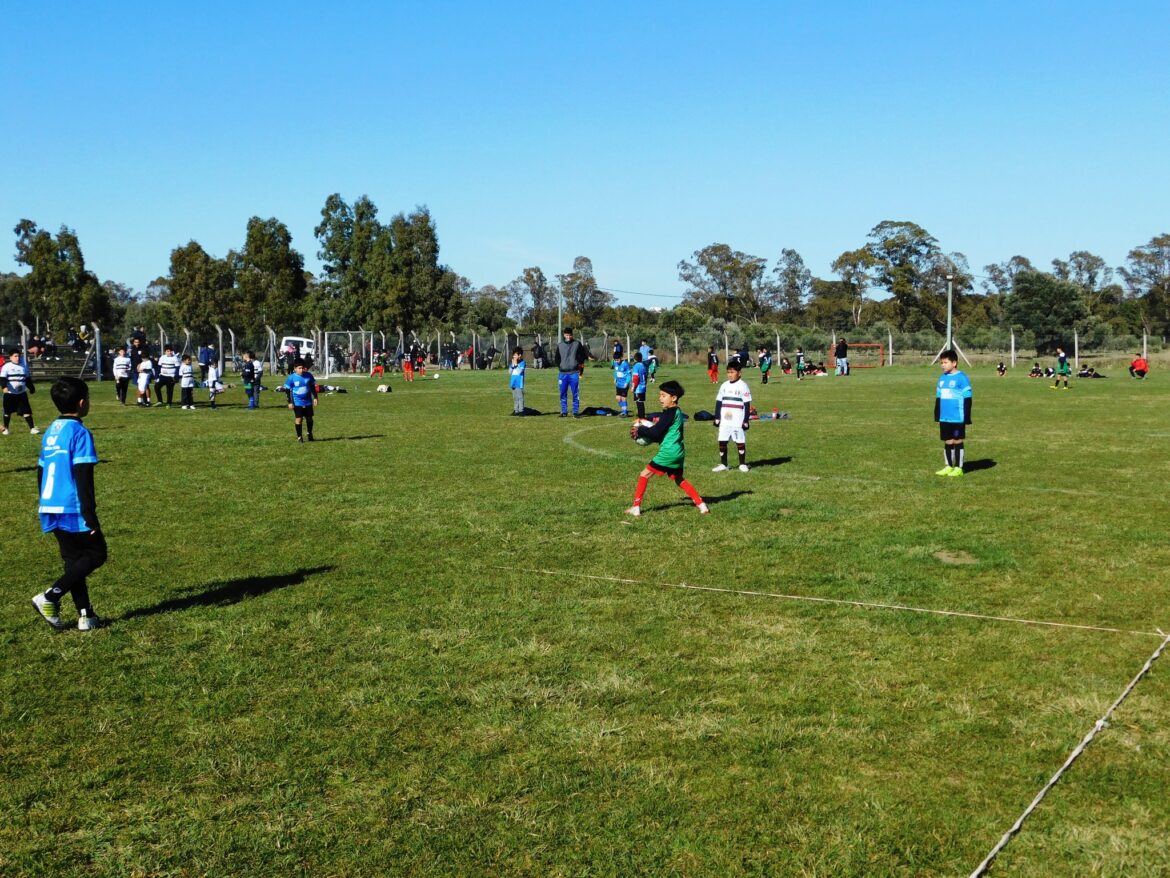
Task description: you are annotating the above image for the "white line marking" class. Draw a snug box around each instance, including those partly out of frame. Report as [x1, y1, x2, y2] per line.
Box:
[563, 424, 634, 459]
[500, 567, 1163, 639]
[969, 633, 1170, 876]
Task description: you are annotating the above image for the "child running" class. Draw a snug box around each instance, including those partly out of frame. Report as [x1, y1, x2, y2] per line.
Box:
[935, 349, 972, 477]
[713, 359, 752, 472]
[626, 380, 708, 517]
[283, 358, 318, 442]
[31, 377, 106, 631]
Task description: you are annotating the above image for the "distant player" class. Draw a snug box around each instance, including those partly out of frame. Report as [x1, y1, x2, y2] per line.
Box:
[758, 348, 773, 385]
[31, 377, 105, 631]
[996, 361, 1007, 377]
[402, 350, 414, 382]
[647, 348, 658, 384]
[283, 358, 318, 442]
[631, 352, 648, 419]
[179, 355, 196, 409]
[935, 349, 972, 477]
[156, 345, 180, 407]
[1052, 347, 1071, 390]
[2, 349, 39, 436]
[111, 346, 132, 405]
[241, 350, 260, 409]
[706, 346, 719, 384]
[712, 359, 752, 472]
[795, 347, 806, 381]
[206, 359, 222, 409]
[613, 354, 631, 416]
[509, 348, 526, 415]
[135, 354, 153, 407]
[1129, 353, 1149, 380]
[626, 380, 708, 517]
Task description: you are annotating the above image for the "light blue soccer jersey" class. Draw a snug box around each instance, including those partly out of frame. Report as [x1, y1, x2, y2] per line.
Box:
[38, 417, 99, 533]
[632, 362, 648, 395]
[283, 372, 316, 406]
[613, 359, 631, 389]
[936, 370, 972, 423]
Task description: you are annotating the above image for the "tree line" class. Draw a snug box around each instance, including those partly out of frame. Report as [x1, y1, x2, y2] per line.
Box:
[2, 201, 1167, 355]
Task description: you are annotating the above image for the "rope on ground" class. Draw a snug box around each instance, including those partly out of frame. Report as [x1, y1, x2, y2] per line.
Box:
[968, 630, 1169, 876]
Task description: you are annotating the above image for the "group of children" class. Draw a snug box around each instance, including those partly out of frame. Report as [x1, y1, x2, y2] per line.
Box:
[111, 344, 222, 409]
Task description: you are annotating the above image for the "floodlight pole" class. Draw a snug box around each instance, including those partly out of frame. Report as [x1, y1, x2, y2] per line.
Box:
[557, 288, 563, 339]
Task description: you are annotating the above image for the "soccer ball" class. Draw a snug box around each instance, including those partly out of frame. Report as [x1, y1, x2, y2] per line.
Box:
[635, 437, 649, 446]
[433, 373, 440, 380]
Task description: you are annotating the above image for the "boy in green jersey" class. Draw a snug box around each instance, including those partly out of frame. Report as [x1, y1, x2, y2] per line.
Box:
[626, 380, 709, 517]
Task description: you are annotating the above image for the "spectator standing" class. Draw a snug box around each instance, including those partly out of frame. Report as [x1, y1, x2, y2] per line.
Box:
[834, 338, 849, 375]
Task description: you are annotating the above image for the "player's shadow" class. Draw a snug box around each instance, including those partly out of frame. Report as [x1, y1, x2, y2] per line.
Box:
[0, 465, 38, 474]
[749, 456, 792, 469]
[659, 490, 752, 510]
[117, 565, 335, 622]
[964, 459, 997, 472]
[314, 434, 385, 443]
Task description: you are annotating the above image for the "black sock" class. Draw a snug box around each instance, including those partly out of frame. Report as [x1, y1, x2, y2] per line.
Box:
[306, 416, 314, 438]
[719, 442, 728, 465]
[295, 421, 303, 438]
[737, 443, 746, 465]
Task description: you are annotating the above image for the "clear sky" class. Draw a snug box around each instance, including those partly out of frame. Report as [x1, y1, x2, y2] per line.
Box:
[2, 1, 1167, 308]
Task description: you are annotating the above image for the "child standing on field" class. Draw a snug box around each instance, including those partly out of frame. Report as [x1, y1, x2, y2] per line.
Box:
[758, 348, 773, 385]
[31, 377, 106, 631]
[630, 352, 648, 419]
[179, 355, 196, 409]
[713, 359, 752, 472]
[935, 349, 972, 477]
[112, 346, 131, 405]
[1052, 347, 1071, 390]
[795, 347, 806, 380]
[283, 359, 318, 442]
[613, 354, 631, 416]
[206, 359, 221, 409]
[2, 349, 39, 436]
[135, 353, 153, 406]
[626, 380, 708, 517]
[509, 348, 526, 415]
[707, 346, 719, 383]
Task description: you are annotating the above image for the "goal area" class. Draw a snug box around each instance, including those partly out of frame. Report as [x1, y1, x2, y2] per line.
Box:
[828, 342, 885, 368]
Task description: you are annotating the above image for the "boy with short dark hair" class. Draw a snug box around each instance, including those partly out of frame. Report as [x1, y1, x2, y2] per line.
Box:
[758, 348, 773, 385]
[630, 352, 648, 419]
[713, 359, 752, 472]
[179, 355, 196, 409]
[2, 349, 39, 436]
[156, 344, 180, 406]
[283, 359, 318, 442]
[509, 348, 526, 415]
[31, 377, 106, 631]
[112, 345, 132, 405]
[241, 351, 260, 409]
[935, 350, 972, 477]
[613, 353, 631, 416]
[795, 347, 806, 380]
[1052, 347, 1071, 390]
[706, 346, 719, 384]
[626, 380, 708, 517]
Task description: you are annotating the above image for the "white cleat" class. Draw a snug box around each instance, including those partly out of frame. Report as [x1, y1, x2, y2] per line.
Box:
[30, 427, 40, 435]
[77, 610, 103, 631]
[711, 464, 728, 472]
[624, 506, 641, 517]
[738, 464, 750, 472]
[32, 593, 65, 630]
[698, 502, 710, 514]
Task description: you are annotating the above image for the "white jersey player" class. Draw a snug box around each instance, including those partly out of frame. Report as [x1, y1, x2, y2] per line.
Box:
[713, 359, 752, 472]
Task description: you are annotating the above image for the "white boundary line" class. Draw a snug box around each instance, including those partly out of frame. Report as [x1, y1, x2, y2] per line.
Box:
[501, 567, 1164, 639]
[969, 632, 1170, 876]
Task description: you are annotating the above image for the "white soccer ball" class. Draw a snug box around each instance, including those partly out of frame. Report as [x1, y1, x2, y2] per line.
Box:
[433, 373, 440, 380]
[635, 437, 649, 446]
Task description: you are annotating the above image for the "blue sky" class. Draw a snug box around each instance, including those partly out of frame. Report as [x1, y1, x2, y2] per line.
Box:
[2, 1, 1167, 308]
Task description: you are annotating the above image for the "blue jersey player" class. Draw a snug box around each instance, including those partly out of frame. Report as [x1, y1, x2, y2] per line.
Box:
[31, 377, 107, 631]
[631, 353, 649, 420]
[613, 356, 632, 416]
[935, 350, 972, 477]
[283, 359, 318, 442]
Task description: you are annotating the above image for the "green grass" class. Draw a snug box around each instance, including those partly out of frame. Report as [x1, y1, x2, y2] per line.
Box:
[1, 364, 1167, 877]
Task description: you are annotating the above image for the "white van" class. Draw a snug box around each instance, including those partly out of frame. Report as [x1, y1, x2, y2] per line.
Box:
[279, 336, 316, 362]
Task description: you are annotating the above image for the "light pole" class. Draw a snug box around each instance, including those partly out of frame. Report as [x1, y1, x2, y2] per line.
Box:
[945, 274, 954, 350]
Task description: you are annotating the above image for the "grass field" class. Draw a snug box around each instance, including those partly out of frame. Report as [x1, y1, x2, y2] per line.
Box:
[2, 362, 1167, 877]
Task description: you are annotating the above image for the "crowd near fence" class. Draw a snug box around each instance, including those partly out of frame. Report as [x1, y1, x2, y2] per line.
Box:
[1, 320, 1162, 384]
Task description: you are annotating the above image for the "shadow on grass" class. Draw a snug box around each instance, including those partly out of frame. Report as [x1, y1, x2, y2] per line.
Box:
[1, 465, 39, 475]
[964, 459, 997, 472]
[750, 456, 793, 469]
[314, 434, 385, 443]
[118, 565, 335, 622]
[655, 490, 753, 511]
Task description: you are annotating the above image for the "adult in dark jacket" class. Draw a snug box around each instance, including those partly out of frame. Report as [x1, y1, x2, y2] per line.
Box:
[554, 327, 587, 417]
[834, 338, 849, 375]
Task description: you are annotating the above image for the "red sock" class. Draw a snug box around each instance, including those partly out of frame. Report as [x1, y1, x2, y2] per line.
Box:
[633, 475, 649, 506]
[675, 477, 704, 506]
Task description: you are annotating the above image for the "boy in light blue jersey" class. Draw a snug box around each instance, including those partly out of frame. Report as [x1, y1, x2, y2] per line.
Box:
[31, 377, 106, 631]
[613, 355, 632, 416]
[283, 359, 318, 442]
[509, 348, 526, 415]
[935, 350, 972, 477]
[630, 353, 648, 419]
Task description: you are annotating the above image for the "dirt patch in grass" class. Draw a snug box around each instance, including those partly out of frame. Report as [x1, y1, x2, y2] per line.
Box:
[934, 550, 977, 565]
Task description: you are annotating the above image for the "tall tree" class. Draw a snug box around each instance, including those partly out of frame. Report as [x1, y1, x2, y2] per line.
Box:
[678, 244, 777, 323]
[1004, 270, 1088, 353]
[866, 221, 971, 332]
[1118, 234, 1170, 335]
[235, 216, 308, 337]
[166, 241, 236, 338]
[0, 272, 32, 335]
[505, 266, 553, 324]
[981, 256, 1036, 296]
[772, 248, 811, 317]
[13, 220, 117, 332]
[557, 256, 613, 324]
[830, 247, 879, 326]
[382, 207, 461, 332]
[1052, 250, 1117, 315]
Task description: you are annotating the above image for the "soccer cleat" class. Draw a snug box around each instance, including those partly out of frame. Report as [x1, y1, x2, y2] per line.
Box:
[947, 467, 965, 477]
[559, 413, 568, 418]
[32, 594, 65, 630]
[297, 437, 304, 443]
[738, 464, 750, 472]
[307, 435, 315, 442]
[1050, 385, 1058, 390]
[1, 428, 8, 435]
[625, 505, 641, 517]
[712, 464, 728, 472]
[1062, 386, 1069, 390]
[698, 502, 710, 514]
[29, 427, 40, 435]
[935, 466, 954, 476]
[77, 610, 102, 632]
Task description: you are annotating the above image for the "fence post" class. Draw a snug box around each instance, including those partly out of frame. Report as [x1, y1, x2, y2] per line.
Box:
[227, 329, 237, 371]
[723, 331, 729, 364]
[214, 324, 224, 373]
[674, 333, 679, 365]
[93, 322, 103, 381]
[1074, 329, 1079, 370]
[889, 331, 894, 366]
[1010, 329, 1015, 368]
[1143, 331, 1148, 359]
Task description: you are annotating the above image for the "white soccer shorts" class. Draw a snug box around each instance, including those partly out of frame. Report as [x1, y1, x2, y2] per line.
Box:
[717, 421, 746, 443]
